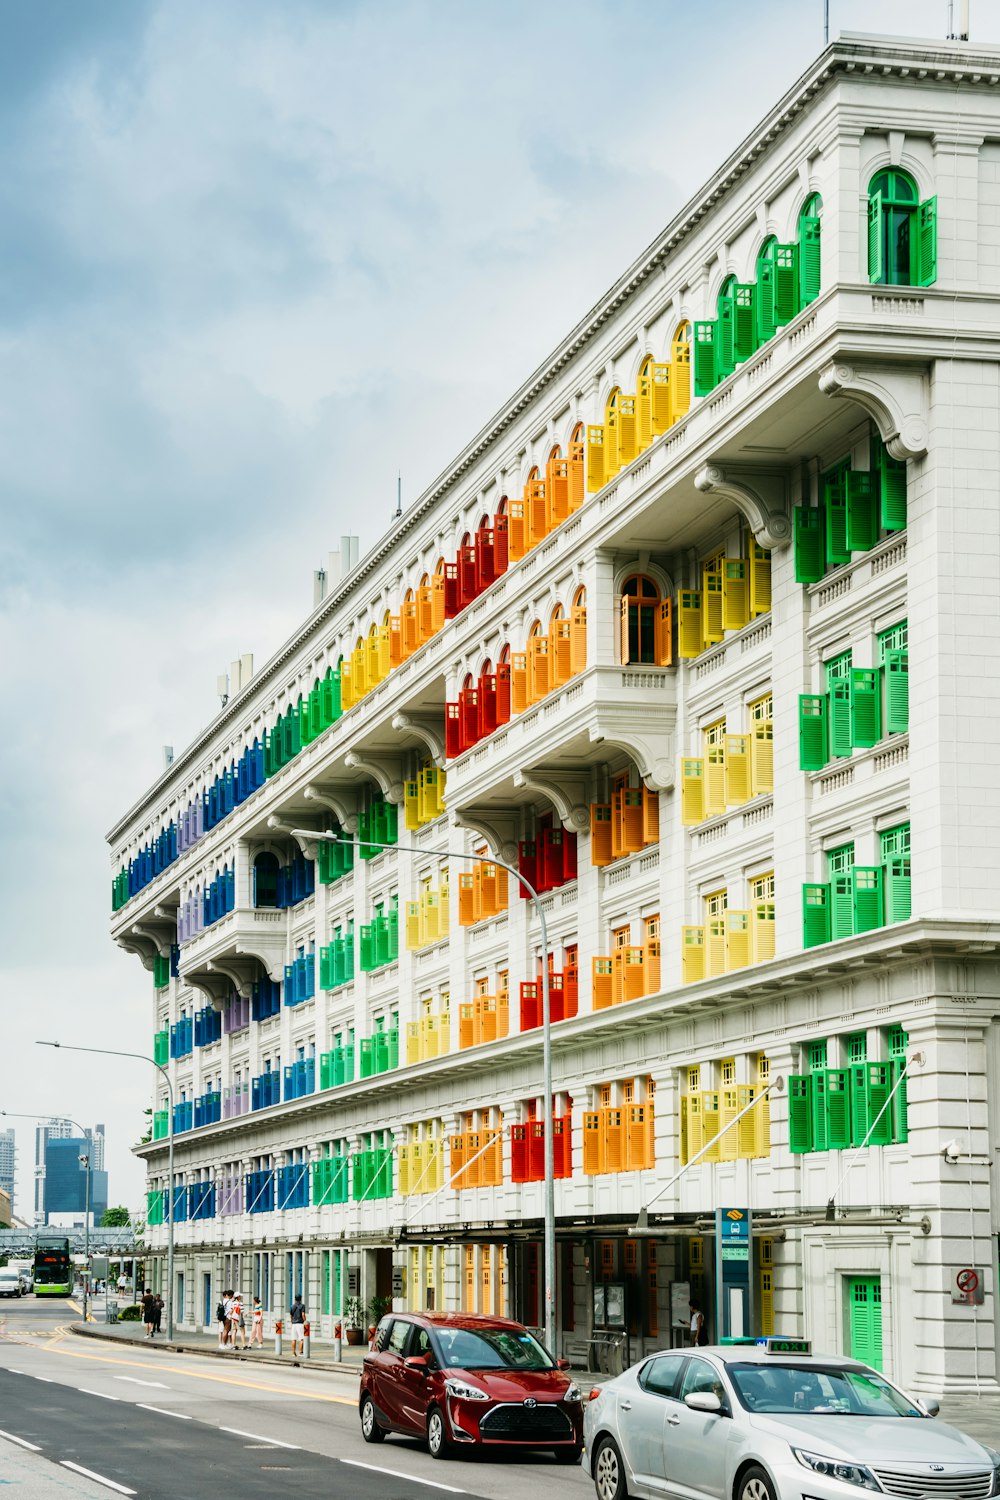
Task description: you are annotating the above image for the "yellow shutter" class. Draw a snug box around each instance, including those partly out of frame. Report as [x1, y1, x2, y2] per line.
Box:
[705, 744, 727, 817]
[737, 1086, 758, 1158]
[706, 917, 727, 976]
[724, 735, 751, 805]
[673, 341, 691, 417]
[725, 910, 752, 971]
[681, 926, 705, 984]
[405, 901, 421, 948]
[702, 568, 724, 646]
[681, 758, 705, 825]
[748, 542, 772, 617]
[586, 426, 605, 493]
[700, 1092, 720, 1161]
[617, 395, 637, 466]
[753, 902, 776, 963]
[406, 1022, 421, 1064]
[718, 1087, 739, 1161]
[651, 362, 672, 434]
[636, 368, 652, 450]
[404, 781, 420, 830]
[722, 560, 749, 632]
[677, 591, 703, 659]
[751, 721, 774, 796]
[431, 575, 445, 632]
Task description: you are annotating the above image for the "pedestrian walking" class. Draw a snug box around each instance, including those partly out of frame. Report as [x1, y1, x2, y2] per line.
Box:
[117, 1271, 127, 1300]
[152, 1294, 163, 1336]
[250, 1297, 264, 1347]
[289, 1293, 306, 1360]
[216, 1292, 228, 1347]
[688, 1300, 708, 1346]
[141, 1288, 155, 1339]
[230, 1290, 246, 1350]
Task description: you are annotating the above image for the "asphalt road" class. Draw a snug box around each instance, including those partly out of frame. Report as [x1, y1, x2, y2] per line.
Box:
[0, 1294, 592, 1500]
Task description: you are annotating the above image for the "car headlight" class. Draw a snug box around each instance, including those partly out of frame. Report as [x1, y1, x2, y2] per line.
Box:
[444, 1378, 489, 1401]
[793, 1448, 880, 1490]
[563, 1383, 582, 1404]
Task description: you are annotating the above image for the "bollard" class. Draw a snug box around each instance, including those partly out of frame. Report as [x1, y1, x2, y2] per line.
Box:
[302, 1319, 311, 1360]
[333, 1321, 343, 1362]
[368, 1323, 377, 1351]
[274, 1317, 283, 1358]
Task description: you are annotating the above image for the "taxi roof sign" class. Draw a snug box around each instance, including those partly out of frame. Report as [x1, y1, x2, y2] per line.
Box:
[756, 1336, 812, 1355]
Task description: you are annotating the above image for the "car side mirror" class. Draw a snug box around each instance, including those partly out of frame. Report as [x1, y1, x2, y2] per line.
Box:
[916, 1398, 940, 1418]
[405, 1354, 430, 1372]
[556, 1358, 571, 1371]
[684, 1391, 723, 1414]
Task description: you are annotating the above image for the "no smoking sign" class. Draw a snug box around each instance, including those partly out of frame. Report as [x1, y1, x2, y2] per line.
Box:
[953, 1266, 985, 1305]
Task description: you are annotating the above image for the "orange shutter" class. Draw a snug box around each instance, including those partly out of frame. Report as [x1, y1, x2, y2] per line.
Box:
[570, 605, 587, 673]
[508, 501, 526, 561]
[568, 442, 585, 511]
[592, 957, 614, 1009]
[654, 598, 674, 666]
[642, 787, 659, 843]
[510, 653, 528, 714]
[619, 596, 630, 665]
[590, 804, 613, 866]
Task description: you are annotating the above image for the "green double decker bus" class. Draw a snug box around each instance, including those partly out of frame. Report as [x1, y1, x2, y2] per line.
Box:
[33, 1234, 72, 1296]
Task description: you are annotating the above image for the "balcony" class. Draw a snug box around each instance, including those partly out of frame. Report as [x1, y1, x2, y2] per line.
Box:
[176, 904, 287, 1004]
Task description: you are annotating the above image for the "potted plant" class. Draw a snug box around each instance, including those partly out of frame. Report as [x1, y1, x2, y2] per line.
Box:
[367, 1293, 392, 1333]
[344, 1295, 365, 1346]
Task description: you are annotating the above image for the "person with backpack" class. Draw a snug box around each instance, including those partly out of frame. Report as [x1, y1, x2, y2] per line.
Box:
[289, 1293, 306, 1361]
[141, 1288, 156, 1340]
[217, 1290, 229, 1347]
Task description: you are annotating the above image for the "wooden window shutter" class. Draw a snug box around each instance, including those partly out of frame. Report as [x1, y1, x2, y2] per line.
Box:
[867, 1063, 894, 1145]
[915, 197, 937, 287]
[681, 926, 705, 984]
[748, 542, 771, 616]
[619, 595, 630, 664]
[824, 470, 851, 568]
[878, 446, 907, 531]
[618, 395, 637, 467]
[585, 425, 605, 494]
[793, 506, 825, 584]
[636, 368, 652, 450]
[702, 566, 724, 646]
[651, 362, 671, 434]
[721, 559, 749, 632]
[850, 669, 882, 747]
[751, 718, 774, 795]
[799, 214, 821, 303]
[884, 856, 911, 924]
[831, 873, 854, 940]
[733, 284, 757, 361]
[868, 191, 885, 283]
[693, 321, 717, 397]
[677, 590, 703, 659]
[802, 883, 831, 948]
[757, 246, 776, 342]
[852, 866, 884, 933]
[884, 651, 909, 734]
[829, 679, 852, 759]
[772, 244, 800, 325]
[788, 1076, 813, 1153]
[825, 1070, 851, 1149]
[724, 735, 751, 804]
[846, 470, 877, 552]
[681, 759, 705, 825]
[716, 291, 735, 378]
[798, 695, 828, 772]
[590, 804, 613, 866]
[725, 910, 752, 971]
[654, 598, 673, 666]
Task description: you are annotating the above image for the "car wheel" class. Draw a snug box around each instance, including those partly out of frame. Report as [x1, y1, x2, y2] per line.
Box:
[426, 1406, 451, 1460]
[737, 1465, 777, 1500]
[555, 1444, 583, 1464]
[593, 1436, 629, 1500]
[360, 1394, 385, 1444]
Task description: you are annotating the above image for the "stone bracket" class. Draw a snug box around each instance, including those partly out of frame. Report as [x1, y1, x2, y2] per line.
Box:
[131, 921, 175, 959]
[303, 783, 360, 833]
[513, 768, 592, 833]
[694, 464, 792, 549]
[391, 711, 446, 769]
[184, 971, 234, 1007]
[344, 751, 406, 805]
[817, 360, 928, 460]
[116, 932, 159, 971]
[450, 807, 521, 866]
[588, 710, 676, 793]
[207, 957, 260, 1001]
[267, 815, 323, 860]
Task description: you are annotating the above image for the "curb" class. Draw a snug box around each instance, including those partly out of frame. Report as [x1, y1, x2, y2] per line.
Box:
[67, 1323, 363, 1375]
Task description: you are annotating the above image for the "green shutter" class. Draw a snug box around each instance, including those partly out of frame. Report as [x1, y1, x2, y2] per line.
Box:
[851, 669, 882, 747]
[824, 470, 850, 568]
[799, 695, 829, 771]
[884, 856, 911, 924]
[831, 874, 854, 940]
[866, 1063, 894, 1146]
[868, 193, 884, 283]
[772, 243, 799, 325]
[852, 866, 884, 933]
[826, 1069, 851, 1148]
[788, 1076, 814, 1153]
[849, 1277, 883, 1370]
[884, 651, 909, 734]
[877, 446, 907, 531]
[757, 250, 776, 342]
[846, 470, 877, 552]
[693, 322, 718, 396]
[733, 284, 757, 362]
[915, 197, 937, 287]
[716, 290, 735, 377]
[793, 506, 826, 584]
[803, 883, 831, 948]
[890, 1058, 908, 1144]
[850, 1064, 871, 1145]
[829, 680, 853, 759]
[811, 1070, 829, 1151]
[799, 215, 821, 303]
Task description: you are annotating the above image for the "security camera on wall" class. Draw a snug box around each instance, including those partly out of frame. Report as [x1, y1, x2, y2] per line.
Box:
[941, 1138, 962, 1165]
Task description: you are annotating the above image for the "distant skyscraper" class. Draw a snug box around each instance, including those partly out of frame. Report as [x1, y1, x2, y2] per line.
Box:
[0, 1129, 15, 1213]
[35, 1119, 108, 1224]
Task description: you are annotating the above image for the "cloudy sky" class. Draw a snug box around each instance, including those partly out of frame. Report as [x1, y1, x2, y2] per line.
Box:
[0, 0, 971, 1217]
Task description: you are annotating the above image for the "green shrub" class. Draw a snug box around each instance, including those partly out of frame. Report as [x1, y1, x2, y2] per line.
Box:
[118, 1304, 142, 1321]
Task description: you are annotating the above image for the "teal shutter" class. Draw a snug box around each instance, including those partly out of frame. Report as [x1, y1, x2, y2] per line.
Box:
[733, 284, 757, 362]
[799, 695, 829, 771]
[716, 295, 735, 379]
[788, 1076, 813, 1153]
[831, 873, 854, 940]
[811, 1071, 829, 1151]
[802, 884, 831, 948]
[829, 680, 853, 759]
[851, 669, 882, 746]
[867, 1063, 894, 1146]
[850, 1064, 871, 1145]
[757, 250, 776, 342]
[772, 244, 799, 325]
[868, 193, 884, 283]
[884, 856, 911, 924]
[852, 866, 884, 933]
[914, 197, 937, 287]
[799, 215, 821, 303]
[884, 651, 909, 734]
[878, 447, 907, 531]
[826, 1069, 851, 1148]
[693, 322, 718, 396]
[824, 471, 850, 568]
[846, 470, 877, 552]
[793, 506, 826, 584]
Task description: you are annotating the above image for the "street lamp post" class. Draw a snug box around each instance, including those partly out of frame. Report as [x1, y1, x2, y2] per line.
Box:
[36, 1043, 176, 1340]
[292, 827, 559, 1357]
[0, 1109, 93, 1321]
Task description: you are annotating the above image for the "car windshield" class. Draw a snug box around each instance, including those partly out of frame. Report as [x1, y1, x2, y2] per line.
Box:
[434, 1326, 554, 1371]
[728, 1363, 922, 1417]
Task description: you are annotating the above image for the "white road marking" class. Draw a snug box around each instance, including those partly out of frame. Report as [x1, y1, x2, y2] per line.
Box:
[113, 1376, 168, 1388]
[339, 1458, 466, 1494]
[220, 1427, 300, 1449]
[32, 1376, 54, 1382]
[0, 1429, 41, 1451]
[80, 1389, 120, 1401]
[136, 1404, 191, 1419]
[60, 1462, 136, 1495]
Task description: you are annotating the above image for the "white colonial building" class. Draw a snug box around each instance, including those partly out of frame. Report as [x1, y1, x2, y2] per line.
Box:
[110, 31, 1000, 1395]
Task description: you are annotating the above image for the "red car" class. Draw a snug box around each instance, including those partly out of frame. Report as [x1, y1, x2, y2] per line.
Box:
[359, 1311, 584, 1462]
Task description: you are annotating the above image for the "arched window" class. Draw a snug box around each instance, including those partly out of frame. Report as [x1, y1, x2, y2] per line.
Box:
[620, 574, 671, 667]
[799, 193, 822, 304]
[672, 323, 692, 418]
[254, 852, 279, 909]
[868, 169, 936, 287]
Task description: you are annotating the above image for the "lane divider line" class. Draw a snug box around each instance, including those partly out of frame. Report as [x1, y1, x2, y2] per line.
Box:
[36, 1344, 356, 1405]
[60, 1461, 136, 1496]
[338, 1458, 466, 1494]
[0, 1429, 41, 1452]
[113, 1377, 169, 1388]
[32, 1376, 54, 1383]
[79, 1390, 121, 1401]
[219, 1427, 300, 1449]
[136, 1405, 191, 1420]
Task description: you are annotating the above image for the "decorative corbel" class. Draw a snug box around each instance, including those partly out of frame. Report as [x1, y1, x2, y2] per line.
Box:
[450, 807, 521, 866]
[116, 932, 160, 971]
[513, 768, 591, 833]
[131, 922, 174, 959]
[206, 957, 258, 1000]
[266, 815, 322, 860]
[693, 464, 792, 549]
[391, 711, 446, 770]
[817, 360, 928, 460]
[183, 970, 233, 1006]
[303, 783, 360, 833]
[344, 750, 406, 805]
